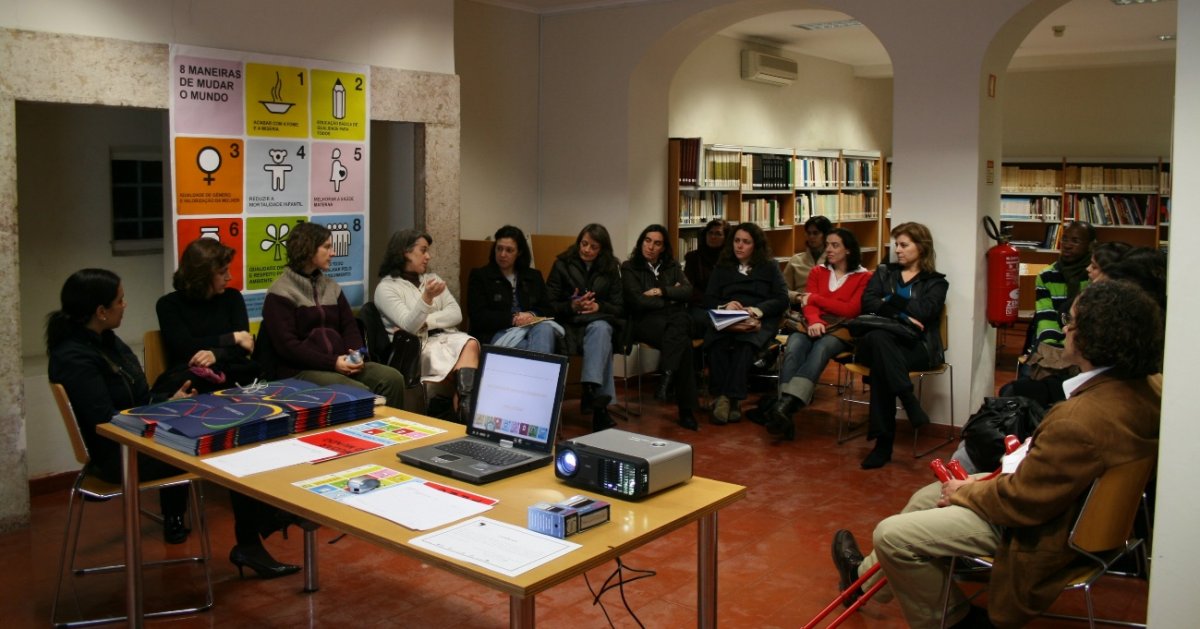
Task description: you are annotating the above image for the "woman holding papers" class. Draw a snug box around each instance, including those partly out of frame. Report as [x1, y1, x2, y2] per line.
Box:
[547, 223, 624, 432]
[622, 224, 698, 431]
[856, 222, 948, 469]
[703, 222, 789, 425]
[48, 269, 302, 578]
[157, 240, 307, 578]
[467, 225, 559, 354]
[375, 229, 481, 423]
[766, 229, 871, 440]
[261, 222, 407, 408]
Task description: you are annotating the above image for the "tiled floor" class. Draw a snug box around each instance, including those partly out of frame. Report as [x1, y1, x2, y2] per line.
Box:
[3, 332, 1148, 627]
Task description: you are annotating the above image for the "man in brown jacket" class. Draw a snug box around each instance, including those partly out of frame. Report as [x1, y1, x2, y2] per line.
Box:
[831, 279, 1162, 628]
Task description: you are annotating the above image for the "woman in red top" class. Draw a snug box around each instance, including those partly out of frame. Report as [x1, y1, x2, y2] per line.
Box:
[766, 228, 871, 440]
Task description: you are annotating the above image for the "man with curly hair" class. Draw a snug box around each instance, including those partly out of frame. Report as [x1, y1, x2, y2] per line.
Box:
[830, 279, 1162, 628]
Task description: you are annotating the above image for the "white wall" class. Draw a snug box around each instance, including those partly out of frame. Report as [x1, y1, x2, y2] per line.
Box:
[455, 0, 540, 239]
[0, 0, 455, 74]
[1004, 64, 1174, 157]
[669, 35, 892, 152]
[1147, 0, 1199, 621]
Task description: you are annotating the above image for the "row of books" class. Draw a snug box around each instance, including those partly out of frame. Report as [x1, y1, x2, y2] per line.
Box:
[1010, 223, 1061, 251]
[679, 191, 728, 226]
[795, 156, 841, 188]
[111, 378, 378, 455]
[739, 197, 784, 227]
[1000, 196, 1062, 222]
[741, 154, 792, 190]
[1064, 194, 1159, 226]
[703, 148, 742, 188]
[676, 137, 702, 187]
[1064, 165, 1159, 193]
[843, 158, 880, 188]
[1000, 166, 1062, 193]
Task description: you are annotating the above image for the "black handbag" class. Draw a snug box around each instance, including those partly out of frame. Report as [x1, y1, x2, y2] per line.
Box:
[844, 313, 921, 341]
[961, 396, 1046, 471]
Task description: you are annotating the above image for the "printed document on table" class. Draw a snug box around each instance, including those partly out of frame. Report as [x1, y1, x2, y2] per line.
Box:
[294, 464, 499, 530]
[203, 439, 337, 477]
[410, 516, 580, 577]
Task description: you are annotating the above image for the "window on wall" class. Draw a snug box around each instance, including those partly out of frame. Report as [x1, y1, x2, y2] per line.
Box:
[110, 150, 165, 255]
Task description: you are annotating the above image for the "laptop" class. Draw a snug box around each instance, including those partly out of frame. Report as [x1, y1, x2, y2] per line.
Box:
[398, 345, 569, 484]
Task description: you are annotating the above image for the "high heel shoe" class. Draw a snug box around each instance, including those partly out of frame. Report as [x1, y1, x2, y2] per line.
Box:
[229, 544, 301, 579]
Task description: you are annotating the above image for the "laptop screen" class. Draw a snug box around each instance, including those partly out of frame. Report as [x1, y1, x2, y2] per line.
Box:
[467, 345, 568, 450]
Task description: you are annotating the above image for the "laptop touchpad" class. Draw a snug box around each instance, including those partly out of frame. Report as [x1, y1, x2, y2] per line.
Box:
[435, 454, 461, 461]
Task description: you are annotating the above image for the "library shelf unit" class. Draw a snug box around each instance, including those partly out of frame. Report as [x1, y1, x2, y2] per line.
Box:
[668, 138, 884, 269]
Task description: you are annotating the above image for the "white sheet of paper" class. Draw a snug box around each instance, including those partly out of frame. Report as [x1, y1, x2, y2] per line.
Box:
[1001, 437, 1032, 474]
[342, 481, 494, 530]
[203, 440, 337, 477]
[410, 516, 580, 577]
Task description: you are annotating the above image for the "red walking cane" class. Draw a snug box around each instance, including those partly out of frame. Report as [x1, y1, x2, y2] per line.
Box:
[803, 436, 1024, 628]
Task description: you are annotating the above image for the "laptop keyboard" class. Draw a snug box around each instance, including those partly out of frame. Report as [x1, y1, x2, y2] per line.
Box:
[436, 440, 532, 466]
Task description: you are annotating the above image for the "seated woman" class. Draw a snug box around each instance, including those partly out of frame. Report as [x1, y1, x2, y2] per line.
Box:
[704, 222, 789, 425]
[621, 224, 698, 431]
[767, 228, 871, 440]
[261, 222, 406, 407]
[856, 222, 948, 469]
[684, 218, 728, 337]
[375, 229, 481, 423]
[156, 238, 303, 578]
[154, 238, 260, 394]
[783, 215, 832, 306]
[467, 225, 559, 354]
[47, 269, 196, 546]
[1086, 240, 1132, 283]
[48, 269, 300, 577]
[547, 223, 624, 432]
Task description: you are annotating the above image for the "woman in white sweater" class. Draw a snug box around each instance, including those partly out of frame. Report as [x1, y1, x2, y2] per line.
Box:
[374, 229, 480, 422]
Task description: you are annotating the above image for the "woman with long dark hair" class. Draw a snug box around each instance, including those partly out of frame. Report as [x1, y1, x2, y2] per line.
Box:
[704, 222, 789, 424]
[622, 224, 698, 430]
[47, 269, 200, 546]
[467, 225, 559, 354]
[856, 222, 948, 469]
[547, 223, 624, 432]
[375, 229, 481, 422]
[684, 218, 729, 336]
[767, 228, 871, 440]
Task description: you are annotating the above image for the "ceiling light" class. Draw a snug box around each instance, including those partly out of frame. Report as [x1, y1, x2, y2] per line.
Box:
[793, 19, 862, 31]
[1159, 34, 1176, 41]
[1110, 0, 1161, 5]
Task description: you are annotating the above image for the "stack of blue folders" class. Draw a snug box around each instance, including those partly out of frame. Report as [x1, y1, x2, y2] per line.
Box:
[111, 378, 378, 455]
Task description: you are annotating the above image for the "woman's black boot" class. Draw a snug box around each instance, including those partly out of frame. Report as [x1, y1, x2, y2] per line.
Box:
[766, 395, 801, 436]
[456, 367, 477, 424]
[861, 434, 894, 469]
[585, 383, 616, 432]
[229, 544, 301, 579]
[655, 371, 675, 401]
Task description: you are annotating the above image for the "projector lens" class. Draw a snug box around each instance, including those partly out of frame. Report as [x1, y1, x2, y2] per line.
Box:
[556, 449, 577, 476]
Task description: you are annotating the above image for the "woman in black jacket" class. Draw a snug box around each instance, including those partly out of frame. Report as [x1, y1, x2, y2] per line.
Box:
[467, 225, 558, 353]
[547, 223, 624, 432]
[622, 224, 698, 430]
[856, 221, 949, 469]
[704, 222, 789, 424]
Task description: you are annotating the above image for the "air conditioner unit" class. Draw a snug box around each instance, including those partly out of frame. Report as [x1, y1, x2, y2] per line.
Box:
[741, 50, 798, 86]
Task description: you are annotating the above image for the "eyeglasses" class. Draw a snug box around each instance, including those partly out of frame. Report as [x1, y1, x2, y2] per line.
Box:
[1060, 311, 1074, 327]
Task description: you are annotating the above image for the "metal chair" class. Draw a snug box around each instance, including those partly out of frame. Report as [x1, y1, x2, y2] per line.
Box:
[938, 456, 1156, 629]
[49, 383, 213, 628]
[838, 309, 955, 457]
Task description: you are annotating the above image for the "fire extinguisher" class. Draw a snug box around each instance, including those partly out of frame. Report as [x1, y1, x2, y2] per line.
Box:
[984, 216, 1019, 328]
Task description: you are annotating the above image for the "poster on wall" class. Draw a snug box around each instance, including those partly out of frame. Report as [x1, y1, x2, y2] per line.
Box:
[169, 45, 370, 323]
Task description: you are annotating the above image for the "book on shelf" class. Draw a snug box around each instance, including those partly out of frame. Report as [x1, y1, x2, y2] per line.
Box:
[703, 145, 741, 188]
[1064, 165, 1158, 192]
[1000, 196, 1061, 222]
[676, 137, 701, 187]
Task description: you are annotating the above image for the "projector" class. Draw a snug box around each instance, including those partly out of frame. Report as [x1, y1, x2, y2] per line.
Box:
[554, 429, 693, 499]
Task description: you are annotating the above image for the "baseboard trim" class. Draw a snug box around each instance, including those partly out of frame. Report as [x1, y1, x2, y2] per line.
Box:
[30, 472, 75, 497]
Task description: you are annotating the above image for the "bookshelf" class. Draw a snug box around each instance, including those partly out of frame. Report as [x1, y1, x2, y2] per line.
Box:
[665, 138, 884, 269]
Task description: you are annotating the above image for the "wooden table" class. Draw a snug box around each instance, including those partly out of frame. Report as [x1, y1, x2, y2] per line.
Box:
[98, 408, 746, 628]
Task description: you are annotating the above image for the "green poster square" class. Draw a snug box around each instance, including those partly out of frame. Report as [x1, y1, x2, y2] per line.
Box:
[245, 216, 308, 290]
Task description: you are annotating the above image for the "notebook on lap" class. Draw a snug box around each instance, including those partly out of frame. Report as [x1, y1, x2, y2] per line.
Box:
[398, 345, 569, 484]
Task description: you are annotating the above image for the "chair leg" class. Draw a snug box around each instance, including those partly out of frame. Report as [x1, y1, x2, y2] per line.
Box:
[913, 364, 956, 458]
[51, 476, 87, 626]
[837, 373, 868, 444]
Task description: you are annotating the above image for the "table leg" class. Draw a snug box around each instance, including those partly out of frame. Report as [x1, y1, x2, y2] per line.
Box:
[509, 594, 535, 628]
[122, 445, 144, 628]
[698, 512, 718, 629]
[303, 527, 320, 592]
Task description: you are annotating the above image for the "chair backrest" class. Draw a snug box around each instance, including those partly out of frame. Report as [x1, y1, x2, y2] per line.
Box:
[143, 329, 167, 387]
[50, 382, 90, 467]
[530, 233, 576, 279]
[359, 301, 393, 364]
[939, 307, 949, 352]
[1070, 456, 1157, 554]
